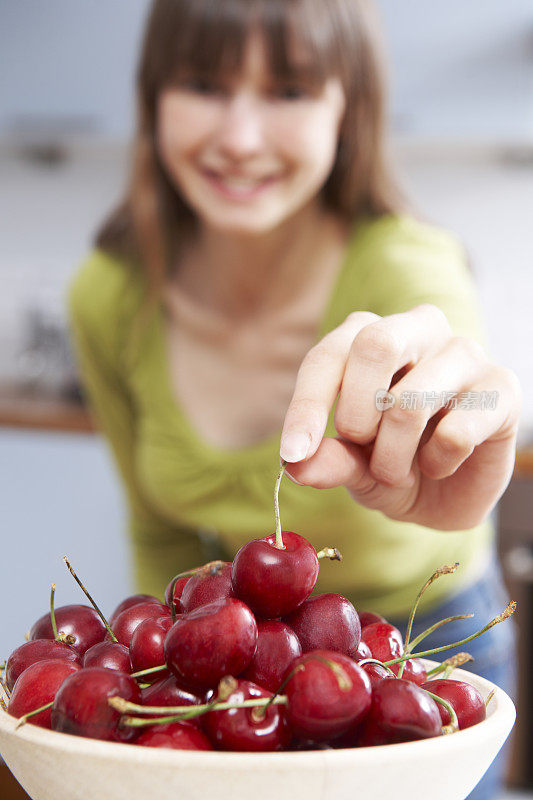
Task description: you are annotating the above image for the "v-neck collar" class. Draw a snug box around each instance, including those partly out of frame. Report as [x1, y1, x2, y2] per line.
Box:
[151, 217, 368, 462]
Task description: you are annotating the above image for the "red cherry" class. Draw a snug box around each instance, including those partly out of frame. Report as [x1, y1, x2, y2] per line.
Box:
[164, 598, 258, 691]
[51, 667, 141, 742]
[391, 658, 428, 686]
[29, 604, 107, 656]
[358, 611, 386, 629]
[109, 594, 162, 627]
[360, 662, 391, 690]
[164, 577, 190, 611]
[130, 616, 173, 681]
[141, 676, 203, 723]
[203, 679, 291, 751]
[242, 620, 302, 692]
[357, 678, 442, 745]
[180, 563, 234, 613]
[83, 641, 132, 673]
[135, 721, 213, 750]
[360, 622, 404, 662]
[231, 532, 319, 619]
[111, 601, 170, 648]
[284, 650, 372, 742]
[8, 660, 81, 729]
[421, 678, 486, 729]
[354, 641, 372, 662]
[5, 639, 80, 691]
[284, 593, 361, 658]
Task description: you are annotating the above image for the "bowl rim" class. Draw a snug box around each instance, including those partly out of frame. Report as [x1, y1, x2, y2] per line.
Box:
[0, 660, 516, 769]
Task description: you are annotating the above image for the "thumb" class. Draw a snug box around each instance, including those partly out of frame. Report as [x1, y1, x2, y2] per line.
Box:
[284, 436, 374, 493]
[284, 436, 421, 521]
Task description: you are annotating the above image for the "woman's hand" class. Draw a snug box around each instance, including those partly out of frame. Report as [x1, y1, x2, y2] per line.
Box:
[280, 304, 521, 530]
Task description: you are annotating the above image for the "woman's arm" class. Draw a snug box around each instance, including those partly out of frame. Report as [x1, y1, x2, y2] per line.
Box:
[280, 219, 522, 530]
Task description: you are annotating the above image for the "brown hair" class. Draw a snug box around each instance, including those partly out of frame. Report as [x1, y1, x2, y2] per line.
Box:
[96, 0, 403, 293]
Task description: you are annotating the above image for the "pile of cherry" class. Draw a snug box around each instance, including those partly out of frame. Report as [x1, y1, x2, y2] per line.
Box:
[0, 463, 514, 753]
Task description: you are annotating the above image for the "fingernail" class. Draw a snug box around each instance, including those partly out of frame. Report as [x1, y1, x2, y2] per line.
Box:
[280, 432, 311, 463]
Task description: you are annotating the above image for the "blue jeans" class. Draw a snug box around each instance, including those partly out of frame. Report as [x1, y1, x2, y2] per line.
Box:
[387, 553, 517, 800]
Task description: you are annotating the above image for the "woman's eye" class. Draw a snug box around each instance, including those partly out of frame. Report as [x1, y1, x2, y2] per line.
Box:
[273, 85, 308, 101]
[181, 77, 224, 96]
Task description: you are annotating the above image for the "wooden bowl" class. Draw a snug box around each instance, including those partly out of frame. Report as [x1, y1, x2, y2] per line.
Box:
[0, 663, 515, 800]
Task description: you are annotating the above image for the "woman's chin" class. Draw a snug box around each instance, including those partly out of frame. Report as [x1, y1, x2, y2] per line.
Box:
[197, 207, 290, 237]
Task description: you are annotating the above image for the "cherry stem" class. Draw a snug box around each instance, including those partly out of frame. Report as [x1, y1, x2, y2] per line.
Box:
[130, 664, 167, 679]
[406, 614, 474, 654]
[383, 601, 516, 668]
[316, 548, 343, 562]
[398, 563, 459, 679]
[441, 666, 454, 680]
[253, 663, 305, 721]
[308, 654, 353, 691]
[274, 460, 287, 549]
[50, 583, 59, 641]
[425, 653, 474, 678]
[110, 694, 288, 727]
[358, 658, 397, 678]
[168, 575, 180, 624]
[485, 689, 496, 710]
[166, 575, 181, 625]
[422, 690, 459, 735]
[0, 675, 11, 704]
[63, 556, 118, 643]
[168, 561, 226, 623]
[15, 700, 54, 729]
[169, 561, 226, 582]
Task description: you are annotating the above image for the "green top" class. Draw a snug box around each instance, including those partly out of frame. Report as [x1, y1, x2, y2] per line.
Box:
[68, 214, 493, 617]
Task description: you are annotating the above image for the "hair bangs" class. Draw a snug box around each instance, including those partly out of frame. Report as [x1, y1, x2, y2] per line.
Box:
[262, 0, 352, 92]
[142, 0, 348, 99]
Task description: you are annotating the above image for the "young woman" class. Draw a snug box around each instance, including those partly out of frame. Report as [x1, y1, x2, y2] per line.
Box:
[69, 2, 520, 795]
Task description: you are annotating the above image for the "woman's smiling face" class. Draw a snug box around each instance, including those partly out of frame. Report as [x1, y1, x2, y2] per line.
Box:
[156, 31, 346, 235]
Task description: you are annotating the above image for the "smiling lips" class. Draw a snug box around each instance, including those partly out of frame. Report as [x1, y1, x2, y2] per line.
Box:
[202, 168, 282, 200]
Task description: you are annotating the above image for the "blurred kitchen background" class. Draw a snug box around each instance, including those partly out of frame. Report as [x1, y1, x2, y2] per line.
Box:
[1, 1, 533, 797]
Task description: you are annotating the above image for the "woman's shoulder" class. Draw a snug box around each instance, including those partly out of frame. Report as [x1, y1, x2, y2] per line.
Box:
[69, 247, 145, 314]
[350, 213, 466, 264]
[68, 248, 145, 334]
[343, 212, 472, 297]
[67, 248, 148, 367]
[339, 213, 483, 339]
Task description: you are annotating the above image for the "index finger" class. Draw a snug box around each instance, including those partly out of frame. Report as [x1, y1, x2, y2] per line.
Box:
[280, 311, 379, 462]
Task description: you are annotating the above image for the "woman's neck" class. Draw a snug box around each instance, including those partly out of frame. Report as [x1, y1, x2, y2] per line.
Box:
[172, 202, 349, 323]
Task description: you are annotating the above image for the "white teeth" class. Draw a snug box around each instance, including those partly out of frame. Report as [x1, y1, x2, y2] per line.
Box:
[220, 177, 266, 191]
[203, 169, 278, 196]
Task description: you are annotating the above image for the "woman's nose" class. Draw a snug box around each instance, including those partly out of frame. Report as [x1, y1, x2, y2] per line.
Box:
[215, 92, 265, 160]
